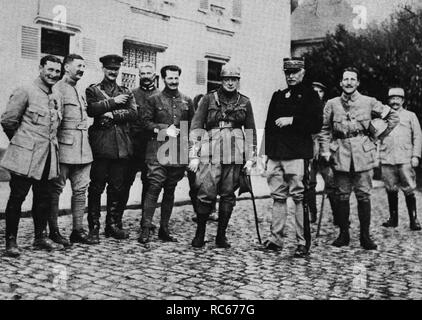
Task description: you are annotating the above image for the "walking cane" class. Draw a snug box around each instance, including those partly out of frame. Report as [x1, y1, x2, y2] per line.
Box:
[239, 170, 262, 244]
[316, 192, 326, 238]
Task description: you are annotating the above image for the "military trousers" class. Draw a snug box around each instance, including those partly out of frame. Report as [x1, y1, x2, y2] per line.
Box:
[195, 163, 243, 213]
[5, 154, 52, 241]
[87, 158, 130, 229]
[50, 163, 91, 232]
[265, 159, 307, 247]
[142, 163, 186, 229]
[381, 164, 416, 196]
[334, 169, 373, 202]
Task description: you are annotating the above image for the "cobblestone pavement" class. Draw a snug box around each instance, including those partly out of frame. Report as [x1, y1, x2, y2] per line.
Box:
[0, 188, 421, 300]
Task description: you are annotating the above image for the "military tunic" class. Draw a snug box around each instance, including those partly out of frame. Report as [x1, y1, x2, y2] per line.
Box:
[141, 87, 194, 230]
[189, 88, 257, 210]
[85, 78, 137, 231]
[379, 108, 422, 195]
[50, 76, 93, 232]
[319, 91, 399, 201]
[263, 83, 323, 248]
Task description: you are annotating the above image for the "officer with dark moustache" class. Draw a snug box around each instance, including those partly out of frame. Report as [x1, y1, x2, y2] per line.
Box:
[138, 65, 195, 244]
[85, 54, 137, 244]
[319, 67, 399, 250]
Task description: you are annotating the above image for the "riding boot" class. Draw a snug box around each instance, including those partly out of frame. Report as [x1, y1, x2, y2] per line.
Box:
[105, 195, 129, 240]
[216, 202, 233, 248]
[158, 190, 177, 242]
[332, 199, 350, 247]
[32, 202, 64, 251]
[5, 202, 21, 258]
[405, 194, 422, 231]
[328, 194, 339, 227]
[358, 199, 377, 250]
[48, 193, 72, 248]
[86, 192, 101, 244]
[383, 191, 399, 228]
[192, 202, 212, 248]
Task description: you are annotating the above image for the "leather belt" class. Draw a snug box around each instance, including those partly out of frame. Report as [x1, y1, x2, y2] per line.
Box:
[218, 121, 236, 129]
[61, 121, 88, 131]
[335, 130, 365, 139]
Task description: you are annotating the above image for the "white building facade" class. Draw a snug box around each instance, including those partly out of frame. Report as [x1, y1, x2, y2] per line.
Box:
[0, 0, 291, 149]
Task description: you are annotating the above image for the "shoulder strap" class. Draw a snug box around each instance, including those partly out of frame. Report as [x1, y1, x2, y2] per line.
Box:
[95, 84, 112, 100]
[213, 91, 221, 108]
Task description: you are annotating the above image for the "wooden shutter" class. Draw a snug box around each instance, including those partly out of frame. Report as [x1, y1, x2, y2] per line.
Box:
[196, 60, 206, 85]
[82, 37, 97, 68]
[199, 0, 209, 11]
[21, 26, 40, 60]
[232, 0, 242, 19]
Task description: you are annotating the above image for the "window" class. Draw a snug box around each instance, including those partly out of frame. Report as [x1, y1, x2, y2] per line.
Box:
[41, 28, 70, 57]
[121, 41, 159, 90]
[207, 60, 224, 92]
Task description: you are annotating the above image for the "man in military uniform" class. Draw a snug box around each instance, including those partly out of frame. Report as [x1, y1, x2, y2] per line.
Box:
[48, 54, 95, 247]
[189, 63, 257, 249]
[263, 58, 323, 258]
[380, 87, 422, 231]
[85, 54, 137, 243]
[1, 55, 64, 257]
[308, 82, 339, 226]
[138, 65, 194, 244]
[120, 62, 159, 232]
[319, 67, 399, 250]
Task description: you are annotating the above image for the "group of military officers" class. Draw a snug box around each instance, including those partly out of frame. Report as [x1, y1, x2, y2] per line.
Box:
[1, 53, 421, 259]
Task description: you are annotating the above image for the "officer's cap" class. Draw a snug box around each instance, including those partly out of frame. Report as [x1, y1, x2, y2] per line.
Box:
[388, 87, 405, 98]
[221, 63, 241, 79]
[284, 57, 305, 72]
[312, 82, 327, 90]
[100, 54, 124, 68]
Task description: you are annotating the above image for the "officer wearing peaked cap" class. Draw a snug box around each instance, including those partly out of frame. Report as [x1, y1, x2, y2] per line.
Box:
[263, 57, 323, 258]
[380, 87, 422, 231]
[85, 54, 138, 243]
[319, 67, 400, 250]
[189, 62, 257, 249]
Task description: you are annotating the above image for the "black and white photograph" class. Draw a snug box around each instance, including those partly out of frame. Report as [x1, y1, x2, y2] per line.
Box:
[0, 0, 421, 304]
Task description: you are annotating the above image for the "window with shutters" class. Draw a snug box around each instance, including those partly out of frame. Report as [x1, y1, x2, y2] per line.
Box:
[232, 0, 242, 20]
[41, 28, 70, 58]
[199, 0, 209, 12]
[21, 26, 40, 60]
[82, 38, 97, 68]
[121, 41, 159, 90]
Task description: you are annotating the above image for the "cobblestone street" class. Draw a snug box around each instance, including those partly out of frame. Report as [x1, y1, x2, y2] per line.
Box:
[0, 187, 421, 301]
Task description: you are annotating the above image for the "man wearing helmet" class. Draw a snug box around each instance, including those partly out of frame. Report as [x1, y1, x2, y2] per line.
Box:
[319, 67, 399, 250]
[189, 63, 257, 249]
[379, 87, 422, 231]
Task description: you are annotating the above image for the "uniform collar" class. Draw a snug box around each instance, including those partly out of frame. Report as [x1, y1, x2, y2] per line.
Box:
[63, 75, 78, 87]
[101, 78, 117, 91]
[218, 87, 239, 100]
[34, 76, 52, 94]
[341, 90, 360, 102]
[163, 87, 180, 98]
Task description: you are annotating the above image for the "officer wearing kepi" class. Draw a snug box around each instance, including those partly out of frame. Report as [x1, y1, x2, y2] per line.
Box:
[380, 87, 422, 231]
[85, 54, 137, 243]
[263, 57, 323, 258]
[319, 67, 399, 250]
[189, 63, 257, 249]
